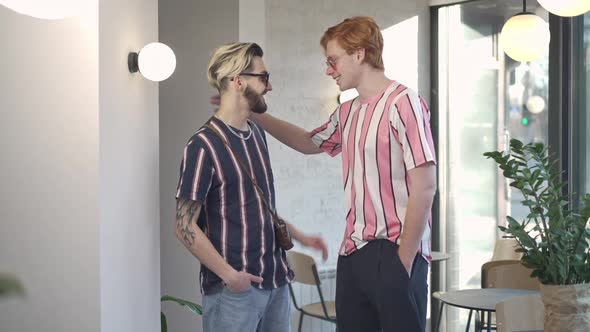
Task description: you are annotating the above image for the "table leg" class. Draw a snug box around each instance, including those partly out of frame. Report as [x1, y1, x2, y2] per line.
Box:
[465, 309, 473, 332]
[435, 303, 445, 332]
[486, 311, 491, 332]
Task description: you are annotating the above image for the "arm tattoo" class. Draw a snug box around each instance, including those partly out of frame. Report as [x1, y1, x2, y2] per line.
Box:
[176, 198, 201, 248]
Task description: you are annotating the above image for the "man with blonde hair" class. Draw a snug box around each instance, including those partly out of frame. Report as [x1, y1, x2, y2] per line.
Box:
[249, 17, 437, 331]
[175, 42, 327, 332]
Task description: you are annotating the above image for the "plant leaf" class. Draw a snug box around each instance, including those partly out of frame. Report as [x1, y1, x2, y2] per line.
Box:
[161, 312, 167, 332]
[0, 274, 25, 297]
[161, 295, 203, 315]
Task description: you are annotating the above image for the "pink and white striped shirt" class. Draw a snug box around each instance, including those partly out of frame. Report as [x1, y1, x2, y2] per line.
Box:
[311, 81, 436, 261]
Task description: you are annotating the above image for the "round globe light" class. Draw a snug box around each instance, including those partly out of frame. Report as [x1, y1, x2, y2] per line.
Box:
[500, 13, 550, 62]
[0, 0, 83, 20]
[338, 89, 359, 104]
[526, 95, 546, 114]
[538, 0, 590, 17]
[137, 43, 177, 82]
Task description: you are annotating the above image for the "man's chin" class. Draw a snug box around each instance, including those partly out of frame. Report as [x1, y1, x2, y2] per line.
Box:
[253, 100, 267, 114]
[339, 84, 351, 91]
[251, 107, 267, 114]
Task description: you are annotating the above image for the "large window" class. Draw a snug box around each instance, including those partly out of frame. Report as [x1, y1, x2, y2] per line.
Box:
[435, 1, 549, 330]
[579, 13, 590, 197]
[433, 2, 590, 332]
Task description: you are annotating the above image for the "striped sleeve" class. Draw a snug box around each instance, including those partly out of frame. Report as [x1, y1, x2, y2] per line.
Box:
[175, 138, 214, 203]
[390, 91, 437, 170]
[310, 106, 342, 157]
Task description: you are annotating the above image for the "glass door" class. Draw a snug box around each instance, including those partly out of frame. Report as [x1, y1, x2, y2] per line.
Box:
[436, 1, 549, 330]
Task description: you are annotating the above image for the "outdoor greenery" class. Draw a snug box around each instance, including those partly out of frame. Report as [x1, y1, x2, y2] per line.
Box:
[484, 139, 590, 285]
[161, 295, 202, 332]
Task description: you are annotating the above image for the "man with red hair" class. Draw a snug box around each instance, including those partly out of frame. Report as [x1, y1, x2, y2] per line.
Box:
[251, 16, 437, 331]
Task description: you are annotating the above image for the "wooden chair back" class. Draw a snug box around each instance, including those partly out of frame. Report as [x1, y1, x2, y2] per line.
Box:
[482, 260, 540, 290]
[287, 251, 319, 286]
[491, 238, 522, 261]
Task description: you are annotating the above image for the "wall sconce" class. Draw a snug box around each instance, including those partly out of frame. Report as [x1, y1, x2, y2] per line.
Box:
[128, 43, 176, 82]
[538, 0, 590, 17]
[500, 0, 550, 62]
[0, 0, 83, 19]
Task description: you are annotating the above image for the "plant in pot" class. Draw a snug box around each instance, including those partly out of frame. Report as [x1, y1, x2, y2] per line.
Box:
[484, 139, 590, 332]
[160, 295, 202, 332]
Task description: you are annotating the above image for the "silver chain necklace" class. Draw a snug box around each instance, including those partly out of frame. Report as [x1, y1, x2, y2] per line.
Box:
[215, 116, 252, 140]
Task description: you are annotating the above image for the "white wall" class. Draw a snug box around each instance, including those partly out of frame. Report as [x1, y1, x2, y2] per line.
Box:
[0, 4, 100, 332]
[0, 1, 161, 331]
[99, 0, 160, 331]
[159, 1, 239, 332]
[239, 0, 266, 47]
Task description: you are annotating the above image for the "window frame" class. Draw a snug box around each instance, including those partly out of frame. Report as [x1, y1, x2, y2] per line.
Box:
[429, 2, 585, 329]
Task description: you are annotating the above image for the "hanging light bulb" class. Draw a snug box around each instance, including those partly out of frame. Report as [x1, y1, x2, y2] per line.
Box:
[500, 1, 550, 62]
[0, 0, 85, 20]
[526, 95, 546, 114]
[537, 0, 590, 17]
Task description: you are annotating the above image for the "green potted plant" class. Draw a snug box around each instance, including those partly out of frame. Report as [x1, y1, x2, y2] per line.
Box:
[0, 273, 24, 298]
[160, 295, 202, 332]
[484, 139, 590, 331]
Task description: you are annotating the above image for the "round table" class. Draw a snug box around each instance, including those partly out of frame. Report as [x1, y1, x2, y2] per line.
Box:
[434, 288, 540, 332]
[431, 251, 450, 262]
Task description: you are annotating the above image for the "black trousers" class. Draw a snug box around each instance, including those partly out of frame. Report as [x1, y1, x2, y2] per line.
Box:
[335, 239, 428, 332]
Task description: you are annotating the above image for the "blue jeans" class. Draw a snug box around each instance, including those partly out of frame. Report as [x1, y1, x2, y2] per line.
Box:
[202, 284, 291, 332]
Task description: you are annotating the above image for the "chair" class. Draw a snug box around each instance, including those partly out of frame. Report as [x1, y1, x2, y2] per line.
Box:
[474, 260, 540, 331]
[491, 238, 522, 261]
[469, 238, 524, 331]
[286, 251, 337, 332]
[481, 260, 540, 290]
[495, 294, 544, 332]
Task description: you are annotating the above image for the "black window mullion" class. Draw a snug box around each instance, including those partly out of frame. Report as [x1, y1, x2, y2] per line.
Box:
[570, 15, 586, 203]
[548, 15, 572, 195]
